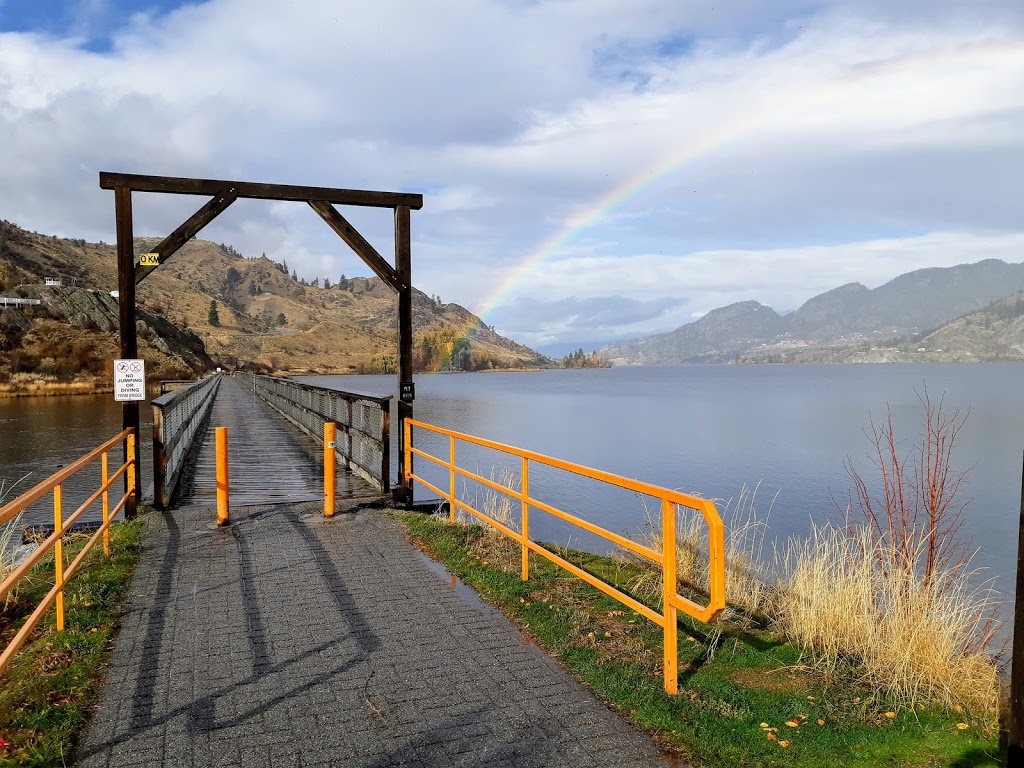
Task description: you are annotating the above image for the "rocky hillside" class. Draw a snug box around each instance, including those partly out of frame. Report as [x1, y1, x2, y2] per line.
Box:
[605, 259, 1024, 364]
[0, 219, 551, 390]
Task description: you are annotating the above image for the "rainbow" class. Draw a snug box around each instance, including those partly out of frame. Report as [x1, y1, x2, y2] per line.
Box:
[427, 127, 737, 371]
[427, 36, 1012, 371]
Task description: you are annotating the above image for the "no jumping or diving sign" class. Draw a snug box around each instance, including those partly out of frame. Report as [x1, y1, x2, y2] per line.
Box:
[114, 359, 146, 402]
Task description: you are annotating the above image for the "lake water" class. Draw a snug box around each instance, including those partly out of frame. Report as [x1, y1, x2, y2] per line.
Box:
[304, 364, 1024, 608]
[2, 364, 1021, 610]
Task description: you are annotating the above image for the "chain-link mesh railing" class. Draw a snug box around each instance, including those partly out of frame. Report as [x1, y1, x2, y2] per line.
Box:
[151, 374, 221, 508]
[250, 375, 391, 491]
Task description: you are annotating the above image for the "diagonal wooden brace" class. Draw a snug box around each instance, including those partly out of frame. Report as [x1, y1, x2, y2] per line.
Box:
[135, 185, 240, 284]
[309, 200, 403, 293]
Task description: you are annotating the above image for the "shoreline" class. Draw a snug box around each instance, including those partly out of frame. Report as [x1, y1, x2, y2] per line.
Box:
[0, 379, 112, 399]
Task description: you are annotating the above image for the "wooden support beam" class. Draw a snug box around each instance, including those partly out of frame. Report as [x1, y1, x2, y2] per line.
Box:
[395, 205, 414, 505]
[308, 200, 402, 293]
[136, 185, 239, 284]
[100, 171, 423, 210]
[1010, 450, 1024, 764]
[115, 184, 139, 520]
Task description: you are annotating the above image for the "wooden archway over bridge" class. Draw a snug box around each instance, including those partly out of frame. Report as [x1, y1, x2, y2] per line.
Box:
[100, 171, 423, 516]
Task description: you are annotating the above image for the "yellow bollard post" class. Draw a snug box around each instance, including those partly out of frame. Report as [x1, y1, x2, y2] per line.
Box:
[216, 427, 229, 526]
[101, 450, 110, 557]
[661, 498, 678, 695]
[54, 484, 64, 631]
[324, 422, 336, 518]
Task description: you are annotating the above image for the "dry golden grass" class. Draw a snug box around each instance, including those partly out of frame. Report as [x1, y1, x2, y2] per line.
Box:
[1, 475, 30, 610]
[775, 525, 1000, 718]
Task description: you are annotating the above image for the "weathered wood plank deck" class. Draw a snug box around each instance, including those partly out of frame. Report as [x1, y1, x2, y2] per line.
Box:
[173, 376, 377, 509]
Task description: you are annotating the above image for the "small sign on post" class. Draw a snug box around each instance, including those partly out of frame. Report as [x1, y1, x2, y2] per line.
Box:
[114, 359, 146, 402]
[139, 252, 160, 266]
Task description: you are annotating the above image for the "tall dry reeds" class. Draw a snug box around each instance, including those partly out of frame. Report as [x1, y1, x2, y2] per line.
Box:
[776, 525, 1000, 716]
[0, 475, 29, 611]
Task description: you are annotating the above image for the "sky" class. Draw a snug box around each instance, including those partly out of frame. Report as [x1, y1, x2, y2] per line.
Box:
[0, 1, 1021, 354]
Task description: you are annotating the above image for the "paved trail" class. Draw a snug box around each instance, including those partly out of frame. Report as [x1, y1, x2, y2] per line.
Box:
[77, 502, 672, 767]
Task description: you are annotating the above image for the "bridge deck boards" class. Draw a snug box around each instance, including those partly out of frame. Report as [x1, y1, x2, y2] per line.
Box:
[173, 376, 377, 509]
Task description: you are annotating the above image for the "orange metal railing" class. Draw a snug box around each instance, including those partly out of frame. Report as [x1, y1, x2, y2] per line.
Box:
[404, 418, 726, 695]
[0, 429, 135, 675]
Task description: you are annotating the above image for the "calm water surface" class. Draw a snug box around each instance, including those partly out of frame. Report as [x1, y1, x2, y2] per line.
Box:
[0, 395, 153, 532]
[2, 365, 1021, 608]
[305, 363, 1024, 606]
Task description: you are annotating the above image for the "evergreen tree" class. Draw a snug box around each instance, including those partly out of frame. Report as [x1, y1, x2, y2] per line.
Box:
[208, 299, 221, 327]
[276, 312, 287, 327]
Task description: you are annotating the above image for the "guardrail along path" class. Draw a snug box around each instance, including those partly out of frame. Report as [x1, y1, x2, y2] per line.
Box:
[77, 503, 670, 767]
[174, 376, 375, 509]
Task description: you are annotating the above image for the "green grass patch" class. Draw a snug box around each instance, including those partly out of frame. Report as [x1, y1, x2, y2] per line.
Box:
[0, 519, 142, 766]
[400, 512, 1003, 768]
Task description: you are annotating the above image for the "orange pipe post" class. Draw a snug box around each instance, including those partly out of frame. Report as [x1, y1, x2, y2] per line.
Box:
[101, 451, 110, 557]
[521, 456, 530, 581]
[324, 422, 336, 518]
[449, 435, 456, 523]
[126, 430, 136, 508]
[661, 498, 678, 695]
[53, 484, 65, 631]
[216, 427, 229, 526]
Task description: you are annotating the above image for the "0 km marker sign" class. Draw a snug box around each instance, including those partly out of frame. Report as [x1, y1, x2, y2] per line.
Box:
[114, 358, 146, 402]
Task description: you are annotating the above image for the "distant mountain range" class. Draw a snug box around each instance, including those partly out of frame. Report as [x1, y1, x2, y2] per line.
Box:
[603, 259, 1024, 364]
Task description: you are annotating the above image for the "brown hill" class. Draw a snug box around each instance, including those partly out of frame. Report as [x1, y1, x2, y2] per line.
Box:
[0, 220, 551, 390]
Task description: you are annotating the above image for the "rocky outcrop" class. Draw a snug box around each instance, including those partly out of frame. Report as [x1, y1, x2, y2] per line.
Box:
[38, 286, 212, 373]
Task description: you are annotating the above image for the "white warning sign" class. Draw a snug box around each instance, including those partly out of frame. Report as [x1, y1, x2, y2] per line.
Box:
[114, 358, 146, 402]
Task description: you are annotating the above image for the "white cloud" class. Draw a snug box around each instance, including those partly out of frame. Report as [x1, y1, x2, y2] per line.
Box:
[0, 0, 1020, 348]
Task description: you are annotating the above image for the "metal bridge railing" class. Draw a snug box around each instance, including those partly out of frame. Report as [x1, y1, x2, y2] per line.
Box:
[151, 374, 222, 508]
[404, 417, 726, 696]
[251, 375, 391, 491]
[0, 429, 135, 675]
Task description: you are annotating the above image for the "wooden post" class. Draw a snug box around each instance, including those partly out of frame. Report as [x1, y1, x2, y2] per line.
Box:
[1009, 450, 1024, 764]
[115, 184, 139, 519]
[394, 205, 414, 506]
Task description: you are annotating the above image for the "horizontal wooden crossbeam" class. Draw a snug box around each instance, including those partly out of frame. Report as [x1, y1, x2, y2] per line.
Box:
[100, 172, 423, 210]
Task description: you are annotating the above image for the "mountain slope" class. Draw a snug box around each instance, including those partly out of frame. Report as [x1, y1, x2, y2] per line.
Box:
[604, 301, 785, 364]
[605, 259, 1024, 364]
[0, 220, 551, 388]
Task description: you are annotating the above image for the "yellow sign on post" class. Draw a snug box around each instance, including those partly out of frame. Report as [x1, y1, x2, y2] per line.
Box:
[139, 252, 160, 266]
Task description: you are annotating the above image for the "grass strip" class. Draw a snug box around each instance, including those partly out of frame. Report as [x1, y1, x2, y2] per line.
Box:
[0, 519, 142, 766]
[401, 512, 1003, 768]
